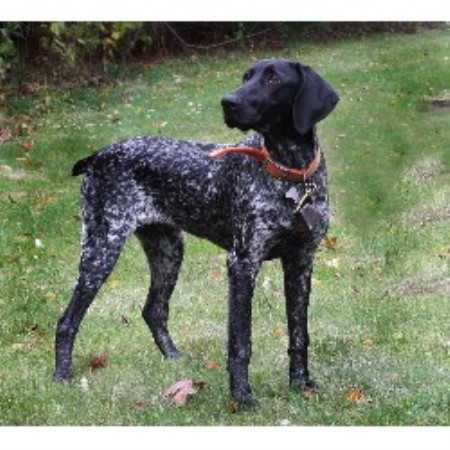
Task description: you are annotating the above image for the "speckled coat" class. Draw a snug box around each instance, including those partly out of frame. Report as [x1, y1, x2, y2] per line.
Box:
[55, 59, 339, 407]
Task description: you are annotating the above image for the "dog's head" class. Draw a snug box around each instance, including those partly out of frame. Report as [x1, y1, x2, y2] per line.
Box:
[222, 59, 339, 136]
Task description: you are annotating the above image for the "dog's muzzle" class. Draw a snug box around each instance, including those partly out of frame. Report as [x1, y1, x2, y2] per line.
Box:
[221, 93, 261, 131]
[221, 94, 242, 128]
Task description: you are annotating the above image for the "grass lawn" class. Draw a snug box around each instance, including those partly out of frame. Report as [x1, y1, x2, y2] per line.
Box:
[0, 29, 449, 426]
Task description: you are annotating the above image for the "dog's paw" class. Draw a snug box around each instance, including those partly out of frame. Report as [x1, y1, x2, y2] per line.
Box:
[230, 392, 259, 412]
[54, 370, 73, 382]
[164, 349, 182, 359]
[289, 377, 318, 391]
[230, 384, 260, 410]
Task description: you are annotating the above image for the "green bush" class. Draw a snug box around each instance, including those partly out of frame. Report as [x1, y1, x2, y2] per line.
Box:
[0, 22, 441, 84]
[0, 22, 152, 82]
[0, 23, 21, 82]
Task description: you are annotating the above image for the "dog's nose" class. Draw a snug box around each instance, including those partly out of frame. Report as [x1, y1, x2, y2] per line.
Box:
[221, 94, 240, 111]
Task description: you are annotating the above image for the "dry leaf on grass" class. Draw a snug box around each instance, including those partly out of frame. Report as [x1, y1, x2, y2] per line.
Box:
[132, 400, 146, 411]
[163, 379, 206, 406]
[0, 129, 10, 143]
[324, 235, 338, 250]
[20, 142, 33, 152]
[211, 270, 221, 280]
[229, 400, 239, 414]
[204, 359, 220, 371]
[89, 354, 107, 371]
[346, 389, 363, 404]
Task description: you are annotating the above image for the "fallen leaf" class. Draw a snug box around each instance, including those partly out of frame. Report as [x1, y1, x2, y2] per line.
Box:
[163, 379, 205, 406]
[211, 270, 221, 280]
[324, 235, 338, 250]
[20, 142, 33, 152]
[229, 401, 239, 414]
[132, 400, 146, 411]
[204, 359, 219, 371]
[0, 129, 10, 143]
[89, 354, 107, 371]
[346, 389, 363, 404]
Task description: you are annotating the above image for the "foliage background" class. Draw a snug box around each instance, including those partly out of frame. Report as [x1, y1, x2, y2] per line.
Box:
[0, 22, 441, 85]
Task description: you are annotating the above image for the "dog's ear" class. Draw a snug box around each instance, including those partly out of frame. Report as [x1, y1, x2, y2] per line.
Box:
[293, 64, 339, 135]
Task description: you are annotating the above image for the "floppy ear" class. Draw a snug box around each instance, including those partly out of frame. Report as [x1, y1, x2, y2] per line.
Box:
[293, 64, 339, 135]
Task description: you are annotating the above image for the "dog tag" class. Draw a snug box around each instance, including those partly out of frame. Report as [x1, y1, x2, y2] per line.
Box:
[285, 186, 299, 201]
[296, 204, 322, 233]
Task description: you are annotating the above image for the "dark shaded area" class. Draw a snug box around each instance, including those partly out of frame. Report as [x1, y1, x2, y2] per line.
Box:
[0, 22, 444, 86]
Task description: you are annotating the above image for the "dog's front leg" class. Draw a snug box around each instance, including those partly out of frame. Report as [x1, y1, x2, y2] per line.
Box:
[226, 249, 260, 407]
[281, 249, 317, 390]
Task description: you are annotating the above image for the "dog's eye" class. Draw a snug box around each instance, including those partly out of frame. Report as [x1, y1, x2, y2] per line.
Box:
[266, 72, 281, 85]
[243, 70, 254, 83]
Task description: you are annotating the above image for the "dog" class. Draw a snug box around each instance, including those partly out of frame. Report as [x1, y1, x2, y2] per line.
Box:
[54, 58, 339, 407]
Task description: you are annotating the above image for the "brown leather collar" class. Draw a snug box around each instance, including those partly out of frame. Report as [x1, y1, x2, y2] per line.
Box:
[209, 144, 321, 182]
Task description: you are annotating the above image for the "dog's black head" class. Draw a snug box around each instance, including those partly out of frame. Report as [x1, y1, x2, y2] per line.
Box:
[222, 59, 339, 136]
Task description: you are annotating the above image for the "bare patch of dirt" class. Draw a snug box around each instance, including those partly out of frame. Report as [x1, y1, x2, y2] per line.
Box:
[403, 157, 444, 185]
[403, 186, 450, 229]
[0, 164, 26, 181]
[402, 157, 450, 228]
[395, 277, 450, 297]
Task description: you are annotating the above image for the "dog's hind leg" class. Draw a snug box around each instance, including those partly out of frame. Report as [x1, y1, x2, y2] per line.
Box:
[54, 205, 132, 381]
[135, 225, 184, 359]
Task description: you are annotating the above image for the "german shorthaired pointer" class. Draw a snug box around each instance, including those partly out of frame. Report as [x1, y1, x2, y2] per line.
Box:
[55, 58, 339, 407]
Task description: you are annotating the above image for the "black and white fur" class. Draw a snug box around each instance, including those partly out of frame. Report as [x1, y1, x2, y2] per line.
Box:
[55, 59, 339, 406]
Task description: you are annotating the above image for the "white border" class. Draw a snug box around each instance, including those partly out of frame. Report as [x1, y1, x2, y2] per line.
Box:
[2, 426, 450, 450]
[1, 0, 449, 21]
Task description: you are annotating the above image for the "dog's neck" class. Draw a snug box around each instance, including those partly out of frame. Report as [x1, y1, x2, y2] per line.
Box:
[262, 128, 318, 170]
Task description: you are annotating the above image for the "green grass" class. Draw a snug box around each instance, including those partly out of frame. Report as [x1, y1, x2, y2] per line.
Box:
[0, 29, 449, 426]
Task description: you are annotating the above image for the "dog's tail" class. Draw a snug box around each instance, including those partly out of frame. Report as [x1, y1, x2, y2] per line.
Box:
[72, 154, 96, 176]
